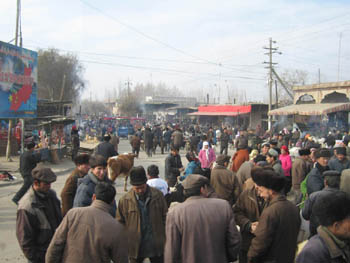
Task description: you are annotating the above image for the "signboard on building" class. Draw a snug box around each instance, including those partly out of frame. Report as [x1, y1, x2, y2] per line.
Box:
[0, 40, 37, 118]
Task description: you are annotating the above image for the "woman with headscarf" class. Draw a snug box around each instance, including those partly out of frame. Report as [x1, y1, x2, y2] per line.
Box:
[198, 141, 216, 169]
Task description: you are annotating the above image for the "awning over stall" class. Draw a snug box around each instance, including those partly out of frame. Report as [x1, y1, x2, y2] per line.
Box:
[268, 103, 350, 116]
[188, 105, 251, 116]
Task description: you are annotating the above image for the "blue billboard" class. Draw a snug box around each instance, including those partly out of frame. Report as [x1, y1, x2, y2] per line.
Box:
[0, 40, 37, 118]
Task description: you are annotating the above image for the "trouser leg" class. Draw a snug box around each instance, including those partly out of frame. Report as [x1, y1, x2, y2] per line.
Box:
[13, 176, 33, 204]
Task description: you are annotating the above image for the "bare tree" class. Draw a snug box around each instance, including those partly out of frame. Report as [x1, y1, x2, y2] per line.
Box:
[80, 99, 111, 116]
[275, 69, 309, 105]
[38, 48, 85, 102]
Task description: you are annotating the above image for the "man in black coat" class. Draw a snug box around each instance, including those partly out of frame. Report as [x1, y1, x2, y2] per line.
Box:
[12, 142, 41, 205]
[144, 127, 154, 157]
[94, 134, 118, 160]
[220, 128, 230, 155]
[165, 146, 184, 187]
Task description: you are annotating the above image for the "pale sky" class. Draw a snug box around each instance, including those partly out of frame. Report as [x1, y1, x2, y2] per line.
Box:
[2, 0, 350, 104]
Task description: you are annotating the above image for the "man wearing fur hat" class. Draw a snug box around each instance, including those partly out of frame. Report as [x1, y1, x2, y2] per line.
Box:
[117, 166, 168, 263]
[210, 154, 240, 205]
[16, 167, 62, 263]
[306, 148, 331, 195]
[164, 174, 241, 263]
[247, 170, 300, 263]
[328, 146, 350, 173]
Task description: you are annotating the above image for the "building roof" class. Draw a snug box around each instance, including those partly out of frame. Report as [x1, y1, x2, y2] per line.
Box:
[293, 81, 350, 92]
[268, 103, 350, 116]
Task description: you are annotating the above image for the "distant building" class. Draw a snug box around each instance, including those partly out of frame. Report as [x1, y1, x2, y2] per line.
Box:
[269, 81, 350, 132]
[143, 96, 197, 121]
[188, 103, 268, 129]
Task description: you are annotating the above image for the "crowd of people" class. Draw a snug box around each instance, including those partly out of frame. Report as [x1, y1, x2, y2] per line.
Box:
[12, 120, 350, 263]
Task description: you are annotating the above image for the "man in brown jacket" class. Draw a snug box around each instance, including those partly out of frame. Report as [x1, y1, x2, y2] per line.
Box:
[211, 154, 240, 205]
[291, 148, 311, 204]
[130, 134, 141, 158]
[46, 182, 128, 263]
[60, 154, 90, 216]
[234, 167, 268, 263]
[164, 174, 241, 263]
[248, 169, 301, 263]
[117, 166, 168, 263]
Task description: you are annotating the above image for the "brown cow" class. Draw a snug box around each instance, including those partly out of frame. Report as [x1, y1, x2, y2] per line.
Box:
[107, 153, 136, 191]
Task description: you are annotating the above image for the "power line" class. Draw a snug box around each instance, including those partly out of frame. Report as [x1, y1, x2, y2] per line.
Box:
[80, 59, 266, 80]
[79, 0, 221, 66]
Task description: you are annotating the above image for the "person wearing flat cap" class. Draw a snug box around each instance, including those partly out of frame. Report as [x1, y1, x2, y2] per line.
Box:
[248, 169, 301, 263]
[328, 146, 350, 173]
[164, 174, 241, 263]
[266, 148, 285, 177]
[302, 170, 342, 238]
[211, 154, 241, 205]
[16, 167, 62, 263]
[117, 166, 168, 263]
[306, 148, 331, 195]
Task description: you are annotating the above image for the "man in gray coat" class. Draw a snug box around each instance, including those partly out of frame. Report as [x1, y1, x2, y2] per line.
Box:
[164, 174, 241, 263]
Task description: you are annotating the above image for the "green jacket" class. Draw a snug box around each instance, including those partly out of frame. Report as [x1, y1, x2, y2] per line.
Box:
[116, 186, 168, 259]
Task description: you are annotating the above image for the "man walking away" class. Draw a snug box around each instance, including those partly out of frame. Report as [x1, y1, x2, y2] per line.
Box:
[146, 164, 169, 196]
[46, 182, 128, 263]
[210, 154, 240, 206]
[130, 134, 141, 158]
[220, 127, 230, 155]
[61, 154, 90, 216]
[117, 166, 168, 263]
[12, 142, 41, 205]
[94, 134, 118, 160]
[71, 126, 80, 161]
[164, 174, 241, 263]
[16, 167, 62, 263]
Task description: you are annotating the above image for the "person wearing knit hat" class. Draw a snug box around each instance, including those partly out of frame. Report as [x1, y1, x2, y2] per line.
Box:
[328, 147, 350, 173]
[117, 165, 168, 262]
[247, 169, 301, 263]
[306, 148, 331, 195]
[266, 148, 285, 177]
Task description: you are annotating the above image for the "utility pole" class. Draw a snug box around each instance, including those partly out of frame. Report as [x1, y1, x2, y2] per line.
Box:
[125, 78, 132, 98]
[318, 68, 321, 84]
[337, 32, 342, 81]
[263, 38, 281, 130]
